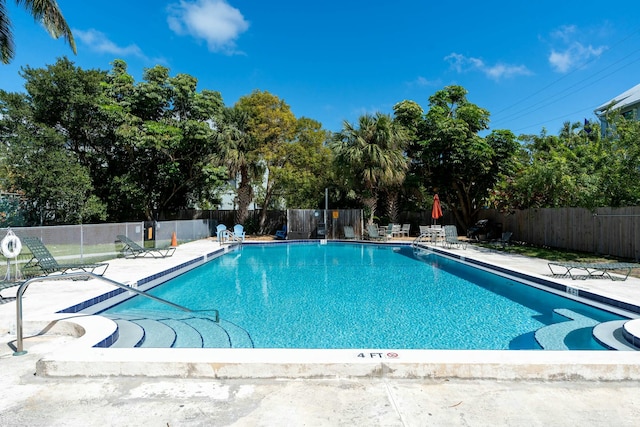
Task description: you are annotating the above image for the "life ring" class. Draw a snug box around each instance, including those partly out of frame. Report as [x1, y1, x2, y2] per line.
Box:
[1, 234, 22, 258]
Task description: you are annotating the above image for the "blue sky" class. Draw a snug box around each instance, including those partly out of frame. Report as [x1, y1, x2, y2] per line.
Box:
[2, 0, 640, 136]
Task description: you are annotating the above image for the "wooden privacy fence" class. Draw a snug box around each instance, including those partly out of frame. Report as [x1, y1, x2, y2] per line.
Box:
[478, 207, 640, 260]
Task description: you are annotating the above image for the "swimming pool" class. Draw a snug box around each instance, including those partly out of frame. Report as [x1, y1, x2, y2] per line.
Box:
[102, 242, 626, 350]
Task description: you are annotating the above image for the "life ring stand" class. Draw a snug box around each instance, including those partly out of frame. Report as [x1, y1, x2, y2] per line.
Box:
[1, 233, 22, 259]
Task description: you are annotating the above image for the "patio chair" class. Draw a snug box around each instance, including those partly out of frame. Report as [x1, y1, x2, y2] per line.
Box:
[498, 231, 512, 248]
[233, 224, 246, 242]
[116, 235, 176, 259]
[274, 225, 287, 240]
[216, 224, 229, 243]
[367, 224, 387, 241]
[343, 225, 356, 239]
[400, 224, 411, 237]
[21, 236, 108, 277]
[378, 224, 394, 240]
[442, 225, 467, 249]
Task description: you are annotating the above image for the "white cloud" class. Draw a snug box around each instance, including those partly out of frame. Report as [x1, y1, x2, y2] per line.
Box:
[73, 29, 147, 59]
[167, 0, 249, 55]
[548, 43, 606, 73]
[444, 53, 532, 80]
[412, 76, 441, 87]
[550, 25, 577, 43]
[547, 25, 607, 73]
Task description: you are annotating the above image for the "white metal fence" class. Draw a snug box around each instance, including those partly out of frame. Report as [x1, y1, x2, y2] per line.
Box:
[0, 219, 214, 266]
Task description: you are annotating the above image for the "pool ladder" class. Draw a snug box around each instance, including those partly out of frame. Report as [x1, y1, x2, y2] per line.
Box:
[412, 233, 431, 248]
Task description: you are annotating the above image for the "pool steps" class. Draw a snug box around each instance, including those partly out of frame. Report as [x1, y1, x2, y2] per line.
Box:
[104, 307, 638, 350]
[593, 320, 638, 351]
[108, 318, 144, 348]
[535, 309, 599, 350]
[102, 311, 254, 348]
[534, 309, 639, 351]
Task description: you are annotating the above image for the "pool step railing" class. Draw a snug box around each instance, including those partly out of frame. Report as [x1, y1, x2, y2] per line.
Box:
[14, 271, 218, 356]
[103, 310, 254, 349]
[412, 233, 430, 248]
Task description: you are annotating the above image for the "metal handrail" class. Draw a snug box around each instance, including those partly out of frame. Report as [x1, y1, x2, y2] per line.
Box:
[13, 272, 218, 355]
[412, 232, 430, 247]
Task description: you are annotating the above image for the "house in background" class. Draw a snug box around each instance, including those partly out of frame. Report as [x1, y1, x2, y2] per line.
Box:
[594, 83, 640, 137]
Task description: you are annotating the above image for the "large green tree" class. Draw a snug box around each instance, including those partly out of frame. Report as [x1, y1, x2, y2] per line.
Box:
[101, 61, 227, 220]
[1, 58, 228, 222]
[235, 90, 297, 232]
[331, 113, 407, 225]
[1, 0, 76, 63]
[214, 105, 258, 225]
[271, 117, 333, 209]
[491, 120, 609, 210]
[0, 91, 105, 224]
[418, 86, 517, 229]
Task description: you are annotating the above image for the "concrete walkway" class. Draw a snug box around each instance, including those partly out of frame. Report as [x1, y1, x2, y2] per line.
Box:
[1, 239, 640, 426]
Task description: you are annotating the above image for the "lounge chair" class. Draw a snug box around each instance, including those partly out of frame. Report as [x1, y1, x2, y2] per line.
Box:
[116, 235, 176, 259]
[442, 225, 467, 249]
[548, 262, 639, 281]
[1, 280, 21, 301]
[275, 225, 287, 240]
[343, 225, 356, 239]
[367, 224, 386, 241]
[21, 236, 108, 277]
[233, 224, 246, 242]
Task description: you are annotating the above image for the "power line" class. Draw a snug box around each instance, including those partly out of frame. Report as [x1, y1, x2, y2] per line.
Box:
[490, 26, 640, 130]
[494, 47, 640, 124]
[492, 53, 640, 130]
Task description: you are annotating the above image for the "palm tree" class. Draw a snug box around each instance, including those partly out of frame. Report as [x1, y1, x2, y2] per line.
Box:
[1, 0, 76, 64]
[214, 106, 259, 225]
[332, 113, 407, 224]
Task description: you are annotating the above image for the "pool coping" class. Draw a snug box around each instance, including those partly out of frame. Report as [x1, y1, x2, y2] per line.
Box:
[29, 239, 640, 380]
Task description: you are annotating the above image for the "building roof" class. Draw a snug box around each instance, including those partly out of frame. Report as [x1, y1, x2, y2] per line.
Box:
[594, 83, 640, 116]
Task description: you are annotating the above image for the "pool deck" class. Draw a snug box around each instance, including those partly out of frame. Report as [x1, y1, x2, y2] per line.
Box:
[1, 238, 640, 425]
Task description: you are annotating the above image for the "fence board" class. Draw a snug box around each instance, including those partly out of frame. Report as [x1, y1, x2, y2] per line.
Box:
[479, 207, 640, 260]
[285, 209, 363, 239]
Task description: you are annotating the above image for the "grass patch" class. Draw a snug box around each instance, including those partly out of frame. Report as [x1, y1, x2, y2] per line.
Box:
[477, 241, 640, 279]
[475, 241, 633, 264]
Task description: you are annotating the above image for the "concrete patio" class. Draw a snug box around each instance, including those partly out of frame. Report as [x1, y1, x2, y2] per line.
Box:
[1, 238, 640, 426]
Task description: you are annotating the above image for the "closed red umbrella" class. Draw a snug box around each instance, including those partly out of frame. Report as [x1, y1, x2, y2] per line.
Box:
[431, 194, 443, 224]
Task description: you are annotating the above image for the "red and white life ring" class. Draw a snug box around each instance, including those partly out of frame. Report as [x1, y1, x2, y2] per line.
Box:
[1, 234, 22, 258]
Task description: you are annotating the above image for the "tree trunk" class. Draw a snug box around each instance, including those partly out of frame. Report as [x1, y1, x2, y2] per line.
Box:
[235, 166, 253, 225]
[363, 195, 377, 225]
[386, 191, 399, 223]
[258, 170, 275, 234]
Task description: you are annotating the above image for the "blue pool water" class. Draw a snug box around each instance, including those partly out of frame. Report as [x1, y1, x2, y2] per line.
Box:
[104, 243, 625, 349]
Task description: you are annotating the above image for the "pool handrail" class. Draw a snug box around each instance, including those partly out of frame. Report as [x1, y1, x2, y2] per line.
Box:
[13, 272, 219, 356]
